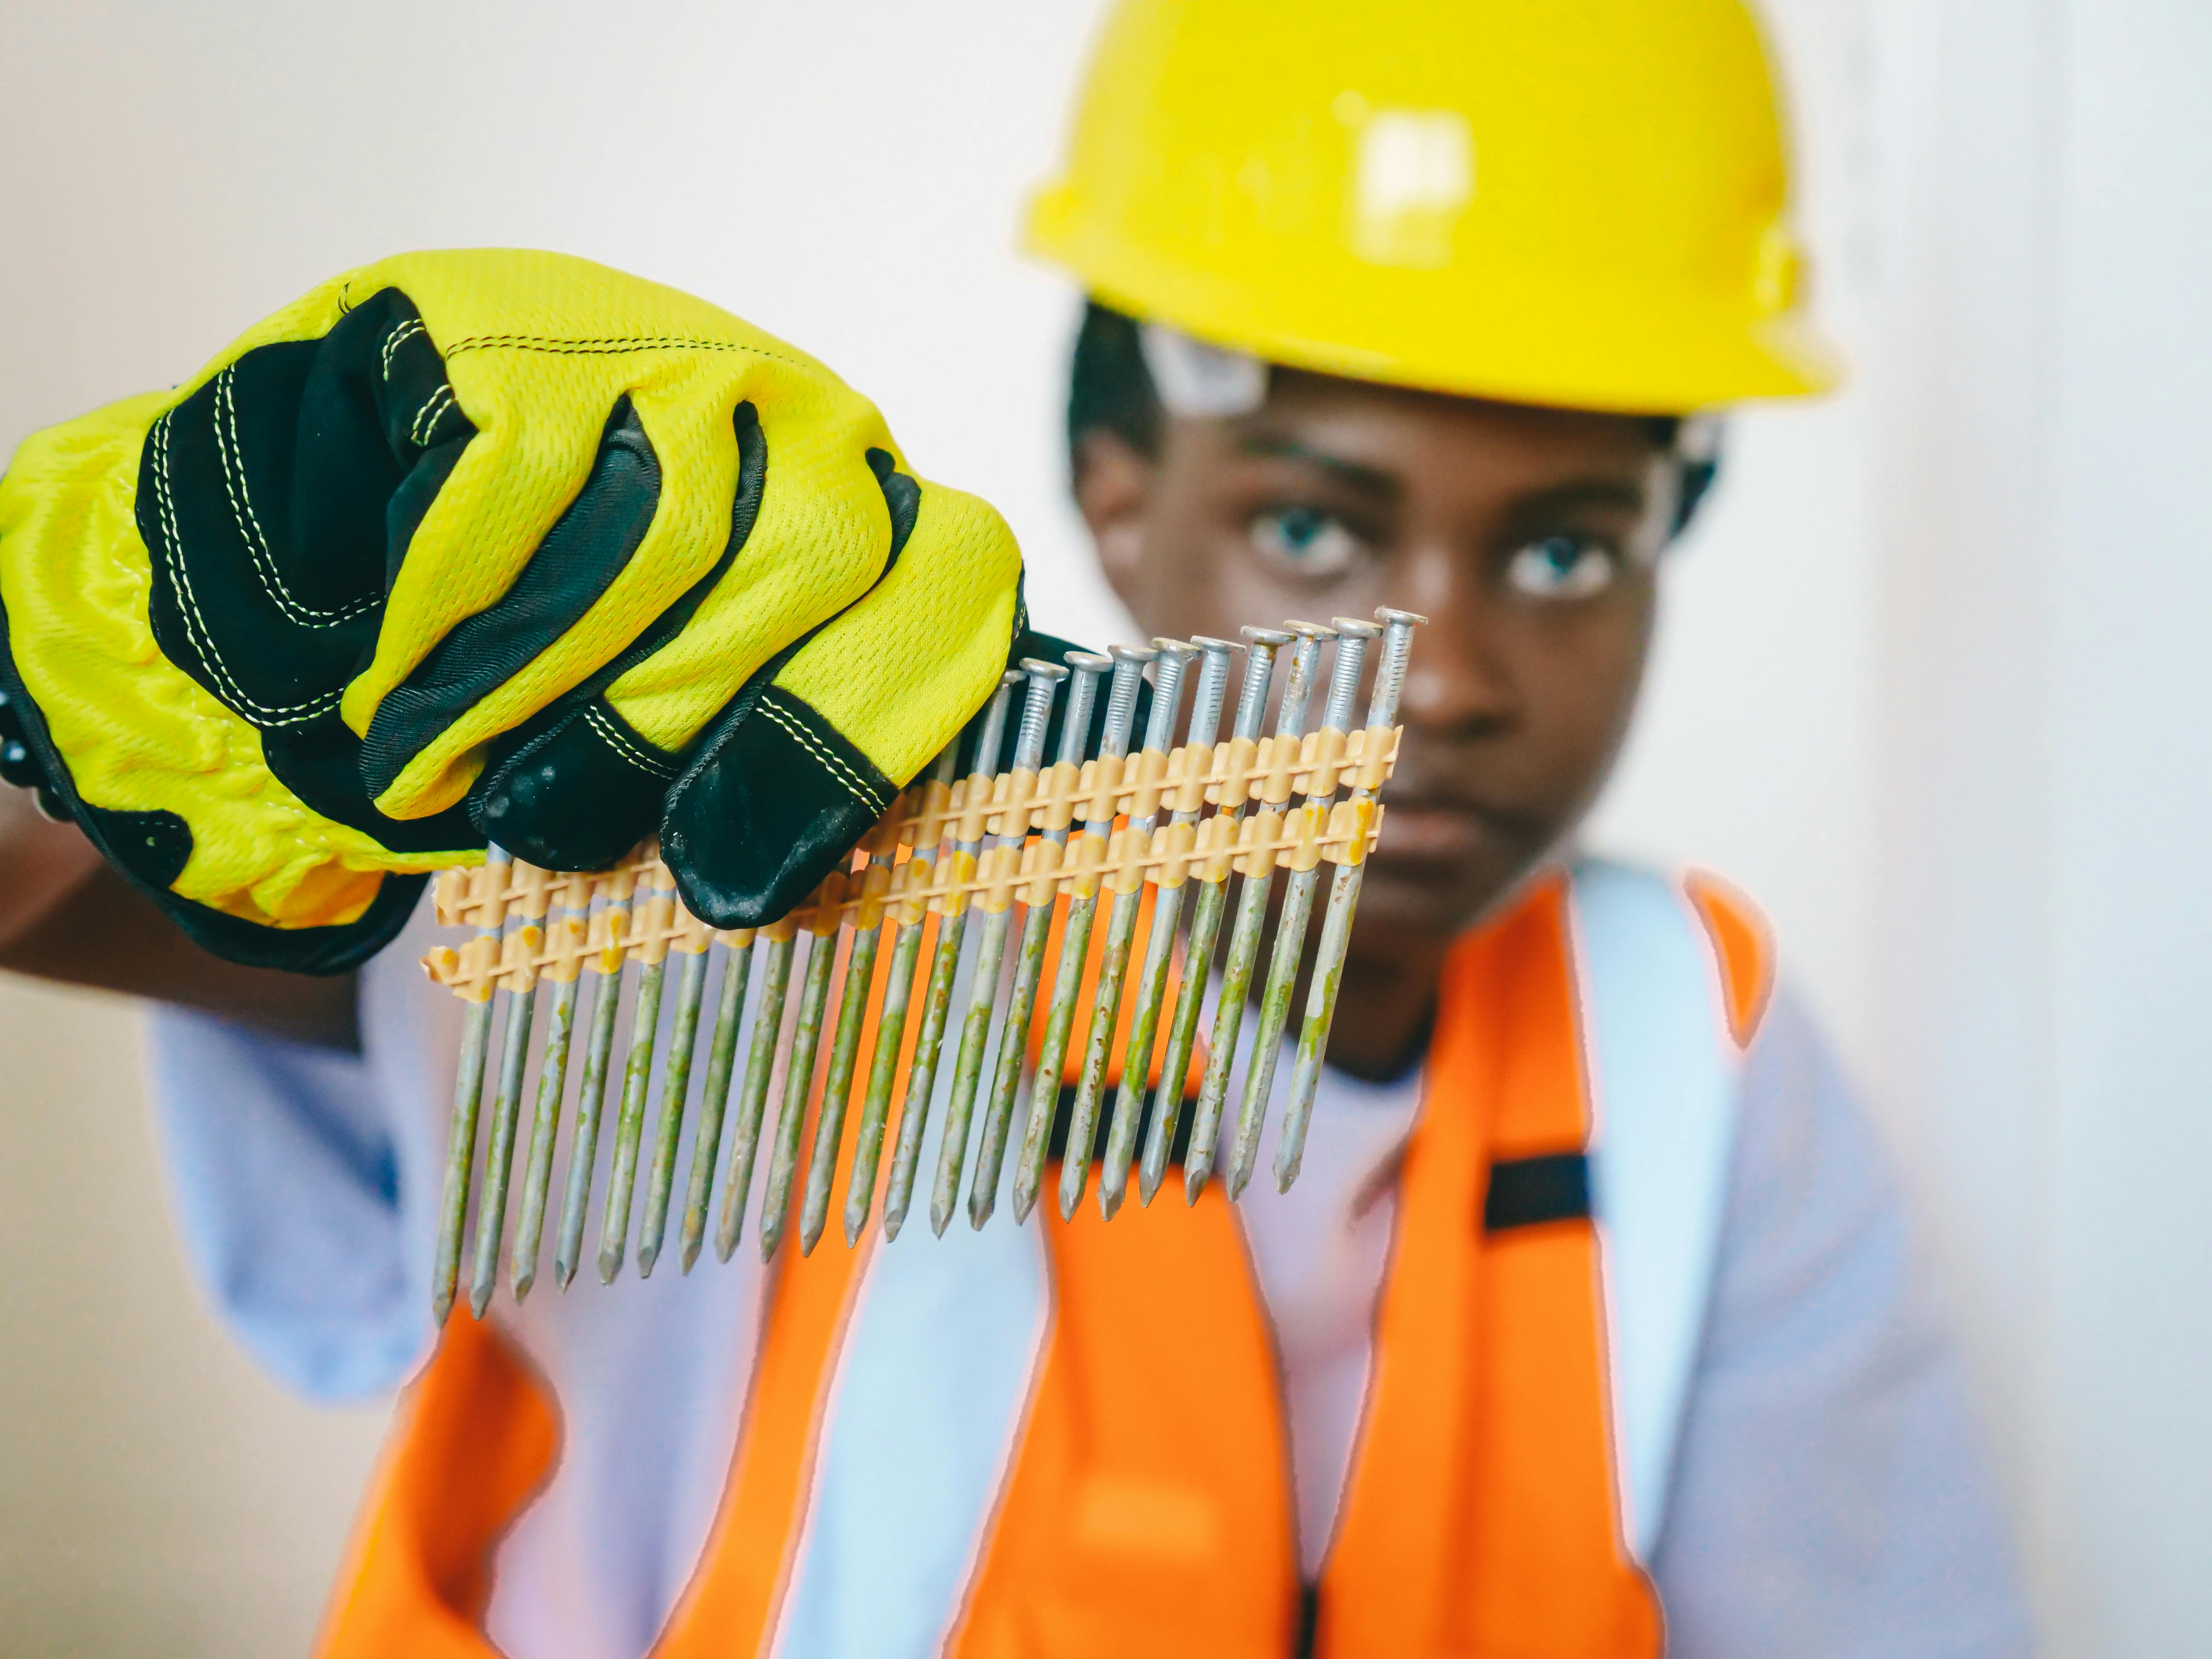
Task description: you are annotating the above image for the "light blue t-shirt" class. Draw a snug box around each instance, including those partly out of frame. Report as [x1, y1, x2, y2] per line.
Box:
[143, 877, 2035, 1659]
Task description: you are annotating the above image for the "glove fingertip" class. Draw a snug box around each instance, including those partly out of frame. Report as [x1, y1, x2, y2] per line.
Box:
[660, 687, 892, 929]
[468, 699, 672, 873]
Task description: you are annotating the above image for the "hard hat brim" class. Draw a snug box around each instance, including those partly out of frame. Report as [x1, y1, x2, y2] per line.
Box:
[1029, 187, 1845, 417]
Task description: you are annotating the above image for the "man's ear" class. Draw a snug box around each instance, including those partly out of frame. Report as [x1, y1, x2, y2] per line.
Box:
[1072, 429, 1154, 603]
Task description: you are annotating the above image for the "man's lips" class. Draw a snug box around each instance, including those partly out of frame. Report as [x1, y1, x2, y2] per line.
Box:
[1370, 797, 1546, 867]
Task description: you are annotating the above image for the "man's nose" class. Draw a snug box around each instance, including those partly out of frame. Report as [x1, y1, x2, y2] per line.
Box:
[1394, 548, 1515, 734]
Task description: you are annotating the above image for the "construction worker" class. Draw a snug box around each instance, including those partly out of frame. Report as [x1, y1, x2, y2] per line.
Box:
[0, 0, 2032, 1654]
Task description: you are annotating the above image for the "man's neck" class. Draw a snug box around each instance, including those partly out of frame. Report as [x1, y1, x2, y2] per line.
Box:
[1324, 937, 1450, 1083]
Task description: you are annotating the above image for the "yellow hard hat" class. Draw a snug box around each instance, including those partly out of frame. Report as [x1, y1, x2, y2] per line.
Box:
[1027, 0, 1842, 414]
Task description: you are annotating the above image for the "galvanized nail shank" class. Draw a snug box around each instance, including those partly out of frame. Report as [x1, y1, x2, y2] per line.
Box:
[972, 656, 1103, 1228]
[1089, 639, 1198, 1218]
[1053, 642, 1162, 1217]
[1004, 653, 1114, 1223]
[679, 935, 752, 1272]
[1228, 620, 1374, 1198]
[1182, 628, 1293, 1201]
[930, 659, 1066, 1235]
[844, 741, 961, 1245]
[1276, 608, 1425, 1189]
[882, 671, 1022, 1239]
[1136, 636, 1243, 1206]
[434, 844, 511, 1325]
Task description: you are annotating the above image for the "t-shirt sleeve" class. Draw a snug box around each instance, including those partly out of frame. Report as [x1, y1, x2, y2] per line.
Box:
[1649, 985, 2037, 1657]
[140, 893, 456, 1403]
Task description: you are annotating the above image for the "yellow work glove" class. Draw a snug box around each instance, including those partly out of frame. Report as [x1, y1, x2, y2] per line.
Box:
[0, 249, 1024, 972]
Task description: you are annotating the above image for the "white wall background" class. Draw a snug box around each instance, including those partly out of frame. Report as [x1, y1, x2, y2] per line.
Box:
[0, 1, 2204, 1653]
[1863, 2, 2212, 1652]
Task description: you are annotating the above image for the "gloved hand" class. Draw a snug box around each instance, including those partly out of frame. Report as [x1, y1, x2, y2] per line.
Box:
[0, 249, 1025, 972]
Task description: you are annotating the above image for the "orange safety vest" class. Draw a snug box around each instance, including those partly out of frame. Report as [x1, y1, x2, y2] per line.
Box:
[317, 866, 1771, 1658]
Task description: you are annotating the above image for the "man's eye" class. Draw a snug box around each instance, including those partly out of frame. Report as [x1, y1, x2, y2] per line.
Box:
[1504, 535, 1618, 600]
[1249, 505, 1361, 576]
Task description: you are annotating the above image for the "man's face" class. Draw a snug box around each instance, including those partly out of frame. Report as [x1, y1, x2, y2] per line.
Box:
[1081, 369, 1675, 956]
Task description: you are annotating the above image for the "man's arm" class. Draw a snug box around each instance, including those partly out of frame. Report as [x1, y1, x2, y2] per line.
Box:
[1649, 986, 2034, 1657]
[0, 789, 358, 1048]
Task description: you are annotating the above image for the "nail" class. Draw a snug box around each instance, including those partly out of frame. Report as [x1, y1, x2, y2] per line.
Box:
[555, 870, 635, 1291]
[637, 920, 712, 1276]
[975, 655, 1103, 1228]
[597, 949, 665, 1284]
[469, 973, 537, 1318]
[510, 972, 574, 1301]
[434, 845, 510, 1324]
[1276, 609, 1424, 1190]
[1005, 653, 1115, 1223]
[801, 825, 899, 1255]
[1135, 637, 1242, 1205]
[1091, 639, 1196, 1217]
[679, 929, 754, 1272]
[512, 873, 592, 1299]
[847, 920, 923, 1241]
[931, 658, 1064, 1235]
[884, 672, 1022, 1238]
[760, 902, 841, 1261]
[1051, 645, 1151, 1221]
[846, 744, 961, 1244]
[1183, 627, 1292, 1202]
[716, 923, 796, 1260]
[1229, 621, 1370, 1199]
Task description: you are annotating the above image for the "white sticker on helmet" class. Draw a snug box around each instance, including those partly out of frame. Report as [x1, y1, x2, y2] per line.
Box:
[1139, 323, 1269, 420]
[1676, 413, 1724, 464]
[1350, 109, 1474, 269]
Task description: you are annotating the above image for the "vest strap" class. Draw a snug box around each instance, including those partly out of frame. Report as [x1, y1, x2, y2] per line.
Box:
[1483, 1150, 1592, 1231]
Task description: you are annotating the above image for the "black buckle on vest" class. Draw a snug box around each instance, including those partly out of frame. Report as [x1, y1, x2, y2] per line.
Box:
[1482, 1152, 1592, 1233]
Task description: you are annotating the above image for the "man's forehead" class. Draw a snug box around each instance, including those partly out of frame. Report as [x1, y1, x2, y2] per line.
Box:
[1262, 368, 1666, 451]
[1185, 371, 1670, 501]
